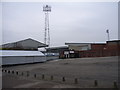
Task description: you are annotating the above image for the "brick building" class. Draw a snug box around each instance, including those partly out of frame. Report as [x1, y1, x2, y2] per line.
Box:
[60, 40, 120, 58]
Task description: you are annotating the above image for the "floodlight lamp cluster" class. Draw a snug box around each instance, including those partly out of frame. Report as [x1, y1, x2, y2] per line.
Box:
[43, 5, 51, 12]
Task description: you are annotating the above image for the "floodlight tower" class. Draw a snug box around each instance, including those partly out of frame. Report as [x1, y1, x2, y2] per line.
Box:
[106, 29, 110, 41]
[43, 5, 51, 47]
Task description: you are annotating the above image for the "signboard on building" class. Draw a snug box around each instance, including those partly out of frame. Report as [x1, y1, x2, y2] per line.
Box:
[64, 51, 69, 55]
[69, 51, 74, 53]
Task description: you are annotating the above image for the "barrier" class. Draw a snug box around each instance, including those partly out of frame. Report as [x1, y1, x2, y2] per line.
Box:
[5, 70, 7, 72]
[51, 76, 53, 80]
[113, 81, 117, 88]
[21, 72, 24, 76]
[34, 74, 36, 78]
[12, 71, 14, 74]
[94, 80, 98, 87]
[42, 74, 45, 79]
[62, 77, 65, 82]
[3, 69, 118, 88]
[16, 71, 18, 75]
[8, 70, 10, 73]
[26, 71, 29, 77]
[74, 78, 78, 84]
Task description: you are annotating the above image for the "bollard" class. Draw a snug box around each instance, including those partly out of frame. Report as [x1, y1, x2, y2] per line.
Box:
[113, 81, 117, 88]
[74, 78, 78, 84]
[5, 70, 6, 72]
[12, 71, 14, 74]
[42, 74, 45, 79]
[51, 76, 53, 80]
[2, 69, 3, 72]
[27, 71, 29, 77]
[94, 80, 98, 87]
[16, 71, 18, 75]
[34, 74, 36, 78]
[62, 77, 65, 82]
[21, 72, 24, 76]
[8, 70, 10, 73]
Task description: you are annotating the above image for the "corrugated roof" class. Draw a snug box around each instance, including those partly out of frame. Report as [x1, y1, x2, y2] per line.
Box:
[0, 50, 45, 56]
[1, 38, 48, 50]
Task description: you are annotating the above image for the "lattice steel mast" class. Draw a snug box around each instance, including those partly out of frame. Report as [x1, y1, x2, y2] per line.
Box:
[43, 5, 51, 47]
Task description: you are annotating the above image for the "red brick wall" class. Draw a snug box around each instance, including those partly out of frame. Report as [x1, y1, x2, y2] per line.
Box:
[91, 44, 106, 50]
[79, 42, 120, 58]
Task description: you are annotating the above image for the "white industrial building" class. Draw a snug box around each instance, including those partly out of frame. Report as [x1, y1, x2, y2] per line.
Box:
[0, 38, 58, 66]
[1, 50, 58, 66]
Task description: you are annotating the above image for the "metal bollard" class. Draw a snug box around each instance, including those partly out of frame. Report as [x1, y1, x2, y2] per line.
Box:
[74, 78, 78, 84]
[8, 70, 10, 73]
[34, 74, 36, 78]
[62, 77, 65, 82]
[21, 72, 24, 76]
[113, 81, 117, 88]
[16, 71, 18, 75]
[5, 70, 6, 72]
[94, 80, 98, 87]
[12, 71, 14, 74]
[51, 76, 53, 80]
[27, 71, 29, 77]
[42, 74, 45, 79]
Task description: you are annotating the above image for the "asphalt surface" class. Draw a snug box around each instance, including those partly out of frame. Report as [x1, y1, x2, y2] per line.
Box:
[2, 56, 118, 88]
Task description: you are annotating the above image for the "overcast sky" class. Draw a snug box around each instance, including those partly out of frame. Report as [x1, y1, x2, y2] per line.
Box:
[1, 2, 118, 47]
